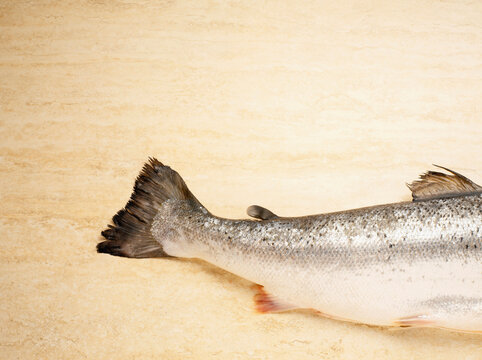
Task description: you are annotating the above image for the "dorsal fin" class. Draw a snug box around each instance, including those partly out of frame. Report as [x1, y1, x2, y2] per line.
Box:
[247, 205, 279, 220]
[407, 165, 482, 201]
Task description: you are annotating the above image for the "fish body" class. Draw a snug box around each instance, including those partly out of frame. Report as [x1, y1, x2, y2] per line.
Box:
[98, 159, 482, 332]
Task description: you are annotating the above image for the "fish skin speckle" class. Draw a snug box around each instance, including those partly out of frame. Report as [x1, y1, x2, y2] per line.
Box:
[151, 192, 482, 332]
[100, 159, 482, 332]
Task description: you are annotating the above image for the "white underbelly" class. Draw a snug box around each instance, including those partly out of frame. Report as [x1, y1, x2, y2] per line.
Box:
[211, 251, 482, 331]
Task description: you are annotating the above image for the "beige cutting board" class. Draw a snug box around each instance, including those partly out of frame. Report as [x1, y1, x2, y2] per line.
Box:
[1, 1, 481, 358]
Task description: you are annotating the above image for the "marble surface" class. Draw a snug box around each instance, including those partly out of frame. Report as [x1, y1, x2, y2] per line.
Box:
[1, 1, 481, 358]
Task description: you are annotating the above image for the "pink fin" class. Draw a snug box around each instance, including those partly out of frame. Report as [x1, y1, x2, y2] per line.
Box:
[394, 314, 435, 327]
[252, 285, 297, 313]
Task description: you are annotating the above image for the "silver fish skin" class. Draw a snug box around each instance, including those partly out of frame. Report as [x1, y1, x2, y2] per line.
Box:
[98, 159, 482, 332]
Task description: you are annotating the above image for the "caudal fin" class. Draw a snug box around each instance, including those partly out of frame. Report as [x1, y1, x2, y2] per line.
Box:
[97, 158, 202, 258]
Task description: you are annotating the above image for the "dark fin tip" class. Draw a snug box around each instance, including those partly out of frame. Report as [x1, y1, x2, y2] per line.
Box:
[408, 165, 482, 201]
[97, 240, 130, 257]
[247, 205, 279, 220]
[98, 157, 201, 259]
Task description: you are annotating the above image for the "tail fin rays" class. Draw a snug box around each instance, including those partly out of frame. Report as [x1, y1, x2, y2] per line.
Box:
[97, 158, 200, 258]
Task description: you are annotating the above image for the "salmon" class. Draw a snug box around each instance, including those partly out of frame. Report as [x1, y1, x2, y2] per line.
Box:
[98, 158, 482, 332]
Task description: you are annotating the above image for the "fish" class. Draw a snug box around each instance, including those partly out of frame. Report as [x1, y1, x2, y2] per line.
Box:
[97, 158, 482, 333]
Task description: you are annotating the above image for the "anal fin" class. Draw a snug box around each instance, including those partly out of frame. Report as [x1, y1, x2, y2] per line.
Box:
[252, 285, 297, 313]
[393, 314, 435, 327]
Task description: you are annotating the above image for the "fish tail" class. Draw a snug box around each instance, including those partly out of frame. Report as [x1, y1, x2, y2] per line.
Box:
[97, 158, 204, 258]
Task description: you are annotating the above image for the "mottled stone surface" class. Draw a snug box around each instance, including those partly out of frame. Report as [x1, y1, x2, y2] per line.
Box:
[1, 1, 481, 358]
